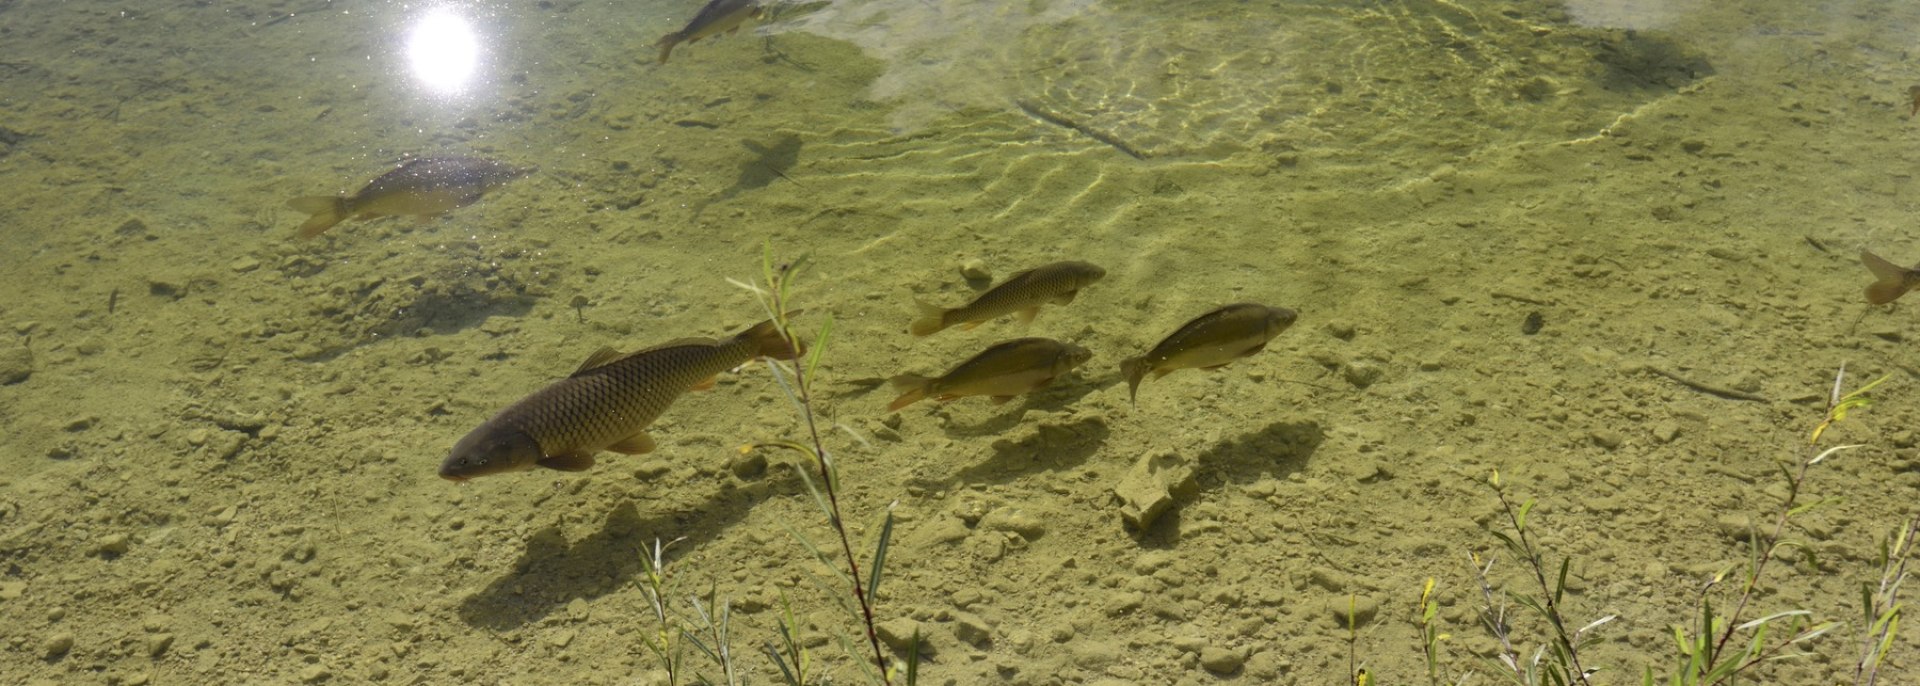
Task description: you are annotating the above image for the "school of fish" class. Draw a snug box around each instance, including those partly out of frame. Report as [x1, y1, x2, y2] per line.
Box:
[277, 0, 1914, 486]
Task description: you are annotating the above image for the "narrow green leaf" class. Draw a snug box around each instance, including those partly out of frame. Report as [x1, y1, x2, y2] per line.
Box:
[1554, 557, 1570, 605]
[805, 318, 834, 384]
[1516, 498, 1536, 531]
[867, 508, 895, 604]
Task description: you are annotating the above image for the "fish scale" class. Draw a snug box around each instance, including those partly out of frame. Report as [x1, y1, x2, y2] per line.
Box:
[514, 342, 743, 453]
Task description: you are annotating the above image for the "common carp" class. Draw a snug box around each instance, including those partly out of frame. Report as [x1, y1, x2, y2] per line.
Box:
[888, 338, 1091, 412]
[656, 0, 761, 64]
[1120, 303, 1297, 404]
[1861, 249, 1920, 305]
[440, 318, 800, 481]
[286, 156, 532, 239]
[910, 261, 1105, 337]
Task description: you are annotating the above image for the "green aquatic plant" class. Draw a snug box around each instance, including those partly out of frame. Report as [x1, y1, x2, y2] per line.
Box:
[1647, 365, 1889, 685]
[1476, 470, 1617, 686]
[634, 537, 751, 686]
[1853, 514, 1917, 685]
[732, 244, 918, 686]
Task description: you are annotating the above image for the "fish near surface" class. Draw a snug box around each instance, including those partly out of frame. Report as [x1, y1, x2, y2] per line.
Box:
[888, 337, 1092, 412]
[656, 0, 761, 64]
[1861, 250, 1920, 304]
[1120, 303, 1297, 404]
[910, 261, 1106, 337]
[440, 318, 801, 481]
[286, 156, 534, 239]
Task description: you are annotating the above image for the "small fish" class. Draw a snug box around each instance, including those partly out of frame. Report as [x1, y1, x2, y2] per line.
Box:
[286, 156, 533, 239]
[1862, 249, 1920, 304]
[910, 261, 1106, 337]
[440, 317, 801, 481]
[888, 338, 1092, 412]
[656, 0, 762, 64]
[1120, 303, 1297, 404]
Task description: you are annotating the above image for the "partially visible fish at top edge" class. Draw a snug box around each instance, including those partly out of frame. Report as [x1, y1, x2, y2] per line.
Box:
[655, 0, 762, 64]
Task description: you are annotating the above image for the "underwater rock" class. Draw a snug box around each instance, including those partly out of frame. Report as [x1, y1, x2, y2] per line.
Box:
[0, 344, 30, 384]
[875, 617, 938, 656]
[1113, 451, 1196, 532]
[978, 507, 1046, 540]
[1325, 595, 1379, 629]
[1199, 645, 1246, 674]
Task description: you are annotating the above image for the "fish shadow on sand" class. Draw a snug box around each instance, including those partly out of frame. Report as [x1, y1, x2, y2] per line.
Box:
[1132, 420, 1325, 547]
[689, 134, 802, 221]
[949, 415, 1111, 488]
[455, 485, 778, 630]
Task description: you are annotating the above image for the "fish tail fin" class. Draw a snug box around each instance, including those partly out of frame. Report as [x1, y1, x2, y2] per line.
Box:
[655, 33, 681, 64]
[739, 316, 805, 361]
[909, 299, 949, 337]
[287, 196, 348, 239]
[886, 374, 932, 412]
[1120, 356, 1149, 405]
[1862, 250, 1911, 304]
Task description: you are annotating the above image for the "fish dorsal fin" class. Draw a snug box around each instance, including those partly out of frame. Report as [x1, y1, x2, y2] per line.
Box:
[573, 346, 626, 376]
[634, 337, 719, 355]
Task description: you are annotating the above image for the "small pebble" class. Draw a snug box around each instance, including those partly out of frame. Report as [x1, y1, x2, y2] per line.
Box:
[1341, 361, 1384, 388]
[951, 610, 993, 647]
[875, 617, 936, 656]
[42, 631, 74, 659]
[1589, 430, 1624, 451]
[298, 665, 330, 683]
[1715, 514, 1758, 542]
[94, 533, 130, 556]
[959, 259, 991, 281]
[146, 633, 174, 658]
[727, 450, 767, 479]
[1325, 595, 1379, 629]
[1199, 646, 1245, 674]
[229, 257, 261, 274]
[0, 345, 31, 385]
[978, 508, 1046, 540]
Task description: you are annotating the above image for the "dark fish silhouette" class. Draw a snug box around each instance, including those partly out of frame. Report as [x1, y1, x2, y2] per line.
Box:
[1121, 303, 1297, 404]
[888, 338, 1091, 412]
[910, 261, 1105, 337]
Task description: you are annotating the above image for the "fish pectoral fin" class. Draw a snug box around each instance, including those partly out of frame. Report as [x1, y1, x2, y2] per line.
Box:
[933, 394, 962, 404]
[989, 395, 1017, 405]
[1239, 342, 1269, 357]
[690, 375, 719, 391]
[1015, 306, 1041, 325]
[1052, 289, 1079, 305]
[538, 452, 597, 472]
[573, 346, 625, 376]
[607, 433, 657, 455]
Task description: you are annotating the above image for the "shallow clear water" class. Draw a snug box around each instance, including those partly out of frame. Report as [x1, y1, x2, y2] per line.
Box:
[2, 0, 1918, 683]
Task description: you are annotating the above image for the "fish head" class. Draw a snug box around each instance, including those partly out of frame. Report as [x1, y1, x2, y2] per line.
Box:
[1264, 306, 1299, 336]
[1076, 262, 1108, 285]
[1060, 343, 1095, 371]
[440, 425, 544, 481]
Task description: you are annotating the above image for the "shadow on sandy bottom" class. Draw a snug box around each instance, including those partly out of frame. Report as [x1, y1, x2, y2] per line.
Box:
[454, 493, 756, 631]
[1133, 420, 1325, 547]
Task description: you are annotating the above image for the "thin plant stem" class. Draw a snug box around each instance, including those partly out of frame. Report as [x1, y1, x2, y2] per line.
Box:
[759, 258, 893, 684]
